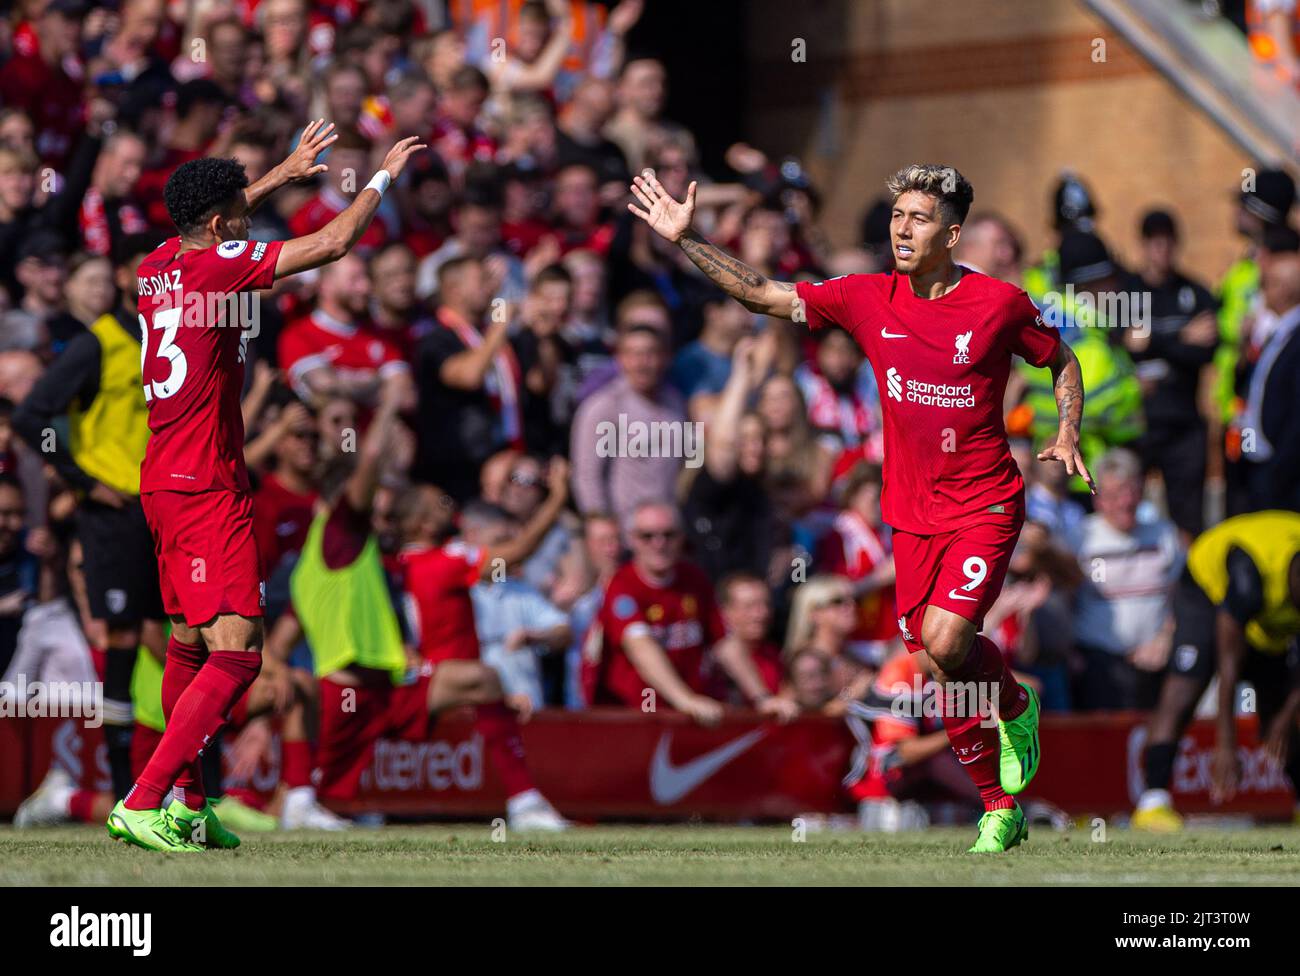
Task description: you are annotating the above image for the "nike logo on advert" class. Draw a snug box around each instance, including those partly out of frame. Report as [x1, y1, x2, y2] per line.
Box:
[880, 328, 907, 339]
[947, 588, 978, 602]
[648, 729, 767, 805]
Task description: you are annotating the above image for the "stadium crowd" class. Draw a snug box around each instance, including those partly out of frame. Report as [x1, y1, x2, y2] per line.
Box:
[1, 0, 1298, 829]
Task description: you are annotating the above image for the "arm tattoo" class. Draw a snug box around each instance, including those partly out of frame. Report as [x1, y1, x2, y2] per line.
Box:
[678, 230, 794, 316]
[1051, 344, 1084, 439]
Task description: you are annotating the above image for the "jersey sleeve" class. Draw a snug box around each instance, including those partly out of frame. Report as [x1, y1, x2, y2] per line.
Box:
[795, 276, 856, 332]
[601, 580, 649, 647]
[444, 541, 486, 587]
[1006, 290, 1060, 368]
[199, 239, 284, 294]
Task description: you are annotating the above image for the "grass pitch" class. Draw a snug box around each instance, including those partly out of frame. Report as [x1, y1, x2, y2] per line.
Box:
[2, 824, 1298, 886]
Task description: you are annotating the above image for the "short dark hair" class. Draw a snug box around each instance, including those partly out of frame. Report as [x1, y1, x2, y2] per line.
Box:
[886, 163, 975, 226]
[530, 263, 572, 291]
[114, 232, 159, 270]
[163, 157, 249, 235]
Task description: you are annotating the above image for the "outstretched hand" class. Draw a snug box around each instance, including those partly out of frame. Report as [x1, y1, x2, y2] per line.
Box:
[379, 135, 428, 180]
[280, 119, 339, 183]
[1038, 436, 1095, 494]
[628, 169, 697, 243]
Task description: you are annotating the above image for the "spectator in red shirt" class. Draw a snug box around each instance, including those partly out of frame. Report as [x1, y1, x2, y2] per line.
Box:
[817, 461, 899, 666]
[550, 162, 613, 255]
[77, 132, 151, 258]
[712, 572, 799, 719]
[0, 0, 85, 167]
[432, 65, 497, 181]
[134, 80, 228, 227]
[288, 128, 392, 256]
[368, 242, 435, 362]
[589, 501, 725, 723]
[398, 155, 453, 258]
[252, 399, 319, 577]
[277, 253, 414, 410]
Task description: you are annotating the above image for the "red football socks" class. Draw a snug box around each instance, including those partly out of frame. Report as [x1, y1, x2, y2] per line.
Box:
[938, 634, 1024, 812]
[125, 650, 262, 811]
[281, 739, 312, 790]
[161, 636, 207, 810]
[475, 702, 535, 799]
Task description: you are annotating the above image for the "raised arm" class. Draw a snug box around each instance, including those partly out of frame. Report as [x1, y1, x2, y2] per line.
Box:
[627, 171, 799, 318]
[481, 458, 570, 577]
[274, 136, 426, 279]
[244, 119, 338, 213]
[1036, 341, 1095, 494]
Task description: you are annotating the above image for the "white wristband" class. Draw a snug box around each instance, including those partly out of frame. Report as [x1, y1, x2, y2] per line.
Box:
[365, 170, 392, 196]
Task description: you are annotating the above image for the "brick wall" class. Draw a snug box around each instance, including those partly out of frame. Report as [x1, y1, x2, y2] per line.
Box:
[743, 0, 1251, 284]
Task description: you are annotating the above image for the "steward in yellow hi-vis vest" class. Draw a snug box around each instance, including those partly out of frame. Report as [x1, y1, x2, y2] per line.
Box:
[12, 236, 166, 801]
[1131, 511, 1300, 830]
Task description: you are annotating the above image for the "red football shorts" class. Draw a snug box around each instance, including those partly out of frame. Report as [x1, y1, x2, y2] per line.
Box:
[141, 489, 264, 627]
[892, 512, 1023, 654]
[314, 671, 434, 802]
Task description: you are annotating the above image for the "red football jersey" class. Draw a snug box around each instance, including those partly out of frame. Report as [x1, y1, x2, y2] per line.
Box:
[397, 541, 486, 664]
[795, 270, 1060, 534]
[277, 310, 409, 402]
[252, 473, 318, 572]
[138, 236, 284, 494]
[592, 560, 725, 708]
[289, 189, 390, 254]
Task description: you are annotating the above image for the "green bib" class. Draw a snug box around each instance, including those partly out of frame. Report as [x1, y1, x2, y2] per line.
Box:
[290, 512, 407, 682]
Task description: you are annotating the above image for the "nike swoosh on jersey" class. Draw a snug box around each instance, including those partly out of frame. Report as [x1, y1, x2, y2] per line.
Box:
[880, 328, 907, 338]
[947, 588, 978, 602]
[648, 729, 767, 805]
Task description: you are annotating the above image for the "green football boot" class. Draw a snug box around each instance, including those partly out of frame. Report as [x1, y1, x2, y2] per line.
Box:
[967, 804, 1029, 853]
[211, 794, 278, 833]
[167, 798, 241, 849]
[997, 683, 1041, 794]
[106, 800, 203, 852]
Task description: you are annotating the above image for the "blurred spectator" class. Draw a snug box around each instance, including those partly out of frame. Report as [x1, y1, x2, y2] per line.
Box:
[512, 263, 576, 455]
[787, 648, 836, 712]
[587, 501, 724, 723]
[277, 254, 414, 409]
[681, 333, 777, 582]
[816, 461, 899, 666]
[416, 185, 526, 303]
[1240, 250, 1300, 509]
[604, 56, 687, 174]
[368, 242, 436, 362]
[3, 230, 67, 353]
[414, 255, 518, 501]
[1067, 449, 1182, 710]
[499, 453, 574, 595]
[288, 128, 393, 256]
[954, 211, 1023, 285]
[783, 574, 874, 713]
[711, 572, 798, 719]
[795, 324, 880, 456]
[1118, 209, 1217, 537]
[135, 79, 229, 228]
[463, 500, 572, 709]
[555, 510, 620, 708]
[570, 321, 686, 524]
[556, 77, 629, 194]
[845, 651, 978, 831]
[251, 396, 319, 578]
[0, 477, 37, 676]
[668, 293, 750, 410]
[0, 0, 84, 167]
